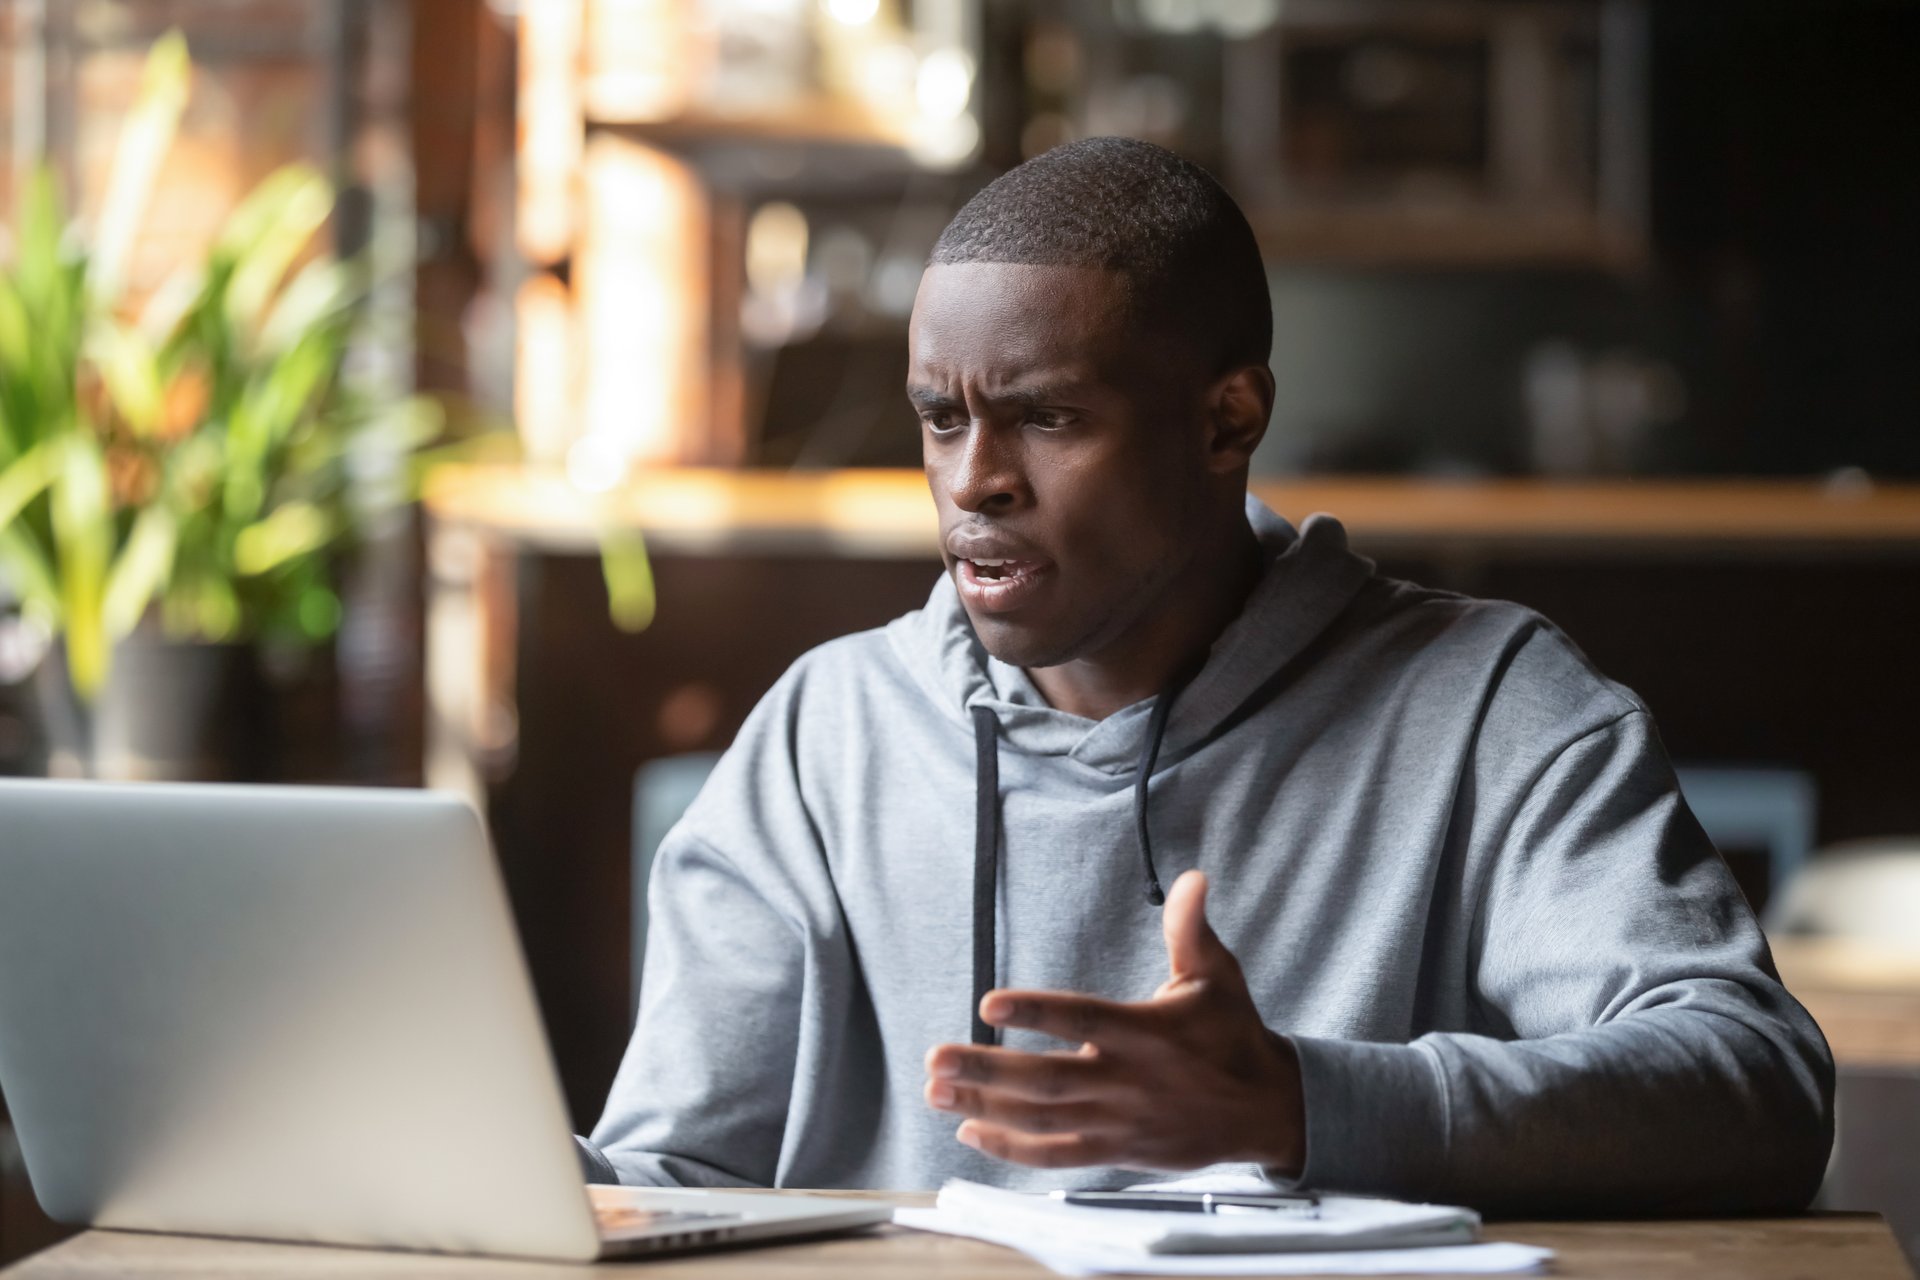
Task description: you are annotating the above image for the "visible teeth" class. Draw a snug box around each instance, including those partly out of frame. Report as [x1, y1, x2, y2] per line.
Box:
[972, 559, 1007, 567]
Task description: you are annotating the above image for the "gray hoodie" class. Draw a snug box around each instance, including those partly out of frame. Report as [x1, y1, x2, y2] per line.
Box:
[583, 499, 1833, 1214]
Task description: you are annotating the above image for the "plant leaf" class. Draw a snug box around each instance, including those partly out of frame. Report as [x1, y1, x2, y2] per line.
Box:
[136, 260, 206, 346]
[0, 440, 63, 623]
[13, 168, 69, 316]
[218, 164, 334, 339]
[600, 528, 657, 633]
[295, 583, 342, 640]
[90, 29, 191, 308]
[8, 170, 86, 446]
[257, 256, 357, 358]
[0, 437, 67, 530]
[102, 504, 176, 637]
[194, 576, 241, 642]
[0, 275, 29, 462]
[220, 329, 340, 524]
[233, 501, 334, 577]
[89, 321, 167, 437]
[48, 436, 114, 697]
[0, 524, 59, 620]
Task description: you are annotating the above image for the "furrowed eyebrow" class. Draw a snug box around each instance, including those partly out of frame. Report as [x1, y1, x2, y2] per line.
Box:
[905, 383, 1090, 411]
[907, 387, 961, 411]
[995, 384, 1087, 409]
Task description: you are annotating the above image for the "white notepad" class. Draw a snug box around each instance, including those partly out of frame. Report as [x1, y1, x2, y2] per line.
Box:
[893, 1178, 1554, 1276]
[930, 1179, 1479, 1254]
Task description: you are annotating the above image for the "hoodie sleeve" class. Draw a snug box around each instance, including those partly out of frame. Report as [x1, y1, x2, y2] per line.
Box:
[582, 828, 804, 1186]
[1287, 709, 1835, 1214]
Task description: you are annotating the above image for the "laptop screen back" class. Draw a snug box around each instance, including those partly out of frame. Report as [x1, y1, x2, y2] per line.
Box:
[0, 780, 602, 1261]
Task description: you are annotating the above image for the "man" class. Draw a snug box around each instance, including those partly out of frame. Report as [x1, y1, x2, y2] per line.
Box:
[581, 138, 1832, 1213]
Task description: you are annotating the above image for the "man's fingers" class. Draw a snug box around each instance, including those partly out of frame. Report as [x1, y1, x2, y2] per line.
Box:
[977, 990, 1165, 1050]
[956, 1121, 1125, 1169]
[924, 1081, 1123, 1136]
[925, 1043, 1117, 1099]
[1162, 869, 1234, 983]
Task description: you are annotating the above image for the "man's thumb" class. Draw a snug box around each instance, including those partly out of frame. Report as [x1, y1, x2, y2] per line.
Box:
[1162, 869, 1232, 981]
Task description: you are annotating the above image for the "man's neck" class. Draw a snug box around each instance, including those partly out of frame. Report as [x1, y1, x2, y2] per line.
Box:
[1026, 518, 1265, 721]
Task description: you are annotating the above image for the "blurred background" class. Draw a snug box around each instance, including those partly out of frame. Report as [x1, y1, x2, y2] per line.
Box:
[1, 0, 1917, 1265]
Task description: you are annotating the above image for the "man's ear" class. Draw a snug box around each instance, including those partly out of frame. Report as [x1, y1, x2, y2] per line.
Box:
[1204, 363, 1274, 474]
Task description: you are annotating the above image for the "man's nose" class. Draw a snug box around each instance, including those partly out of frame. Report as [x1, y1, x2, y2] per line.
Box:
[945, 423, 1026, 514]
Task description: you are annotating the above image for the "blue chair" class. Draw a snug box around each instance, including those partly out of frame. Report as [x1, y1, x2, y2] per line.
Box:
[629, 753, 722, 1016]
[1674, 765, 1818, 908]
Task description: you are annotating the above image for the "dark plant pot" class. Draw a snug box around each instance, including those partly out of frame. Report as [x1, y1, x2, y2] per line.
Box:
[30, 646, 93, 778]
[33, 636, 276, 782]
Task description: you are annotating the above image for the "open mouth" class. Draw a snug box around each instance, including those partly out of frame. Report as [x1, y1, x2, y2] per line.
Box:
[967, 558, 1029, 581]
[955, 557, 1051, 612]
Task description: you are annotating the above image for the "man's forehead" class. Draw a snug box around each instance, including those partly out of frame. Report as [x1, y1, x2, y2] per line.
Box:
[909, 261, 1135, 379]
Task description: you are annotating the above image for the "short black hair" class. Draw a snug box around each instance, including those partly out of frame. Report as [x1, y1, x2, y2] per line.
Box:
[930, 136, 1271, 371]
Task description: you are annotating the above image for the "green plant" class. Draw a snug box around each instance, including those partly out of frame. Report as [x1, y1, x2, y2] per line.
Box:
[147, 161, 443, 650]
[0, 32, 440, 700]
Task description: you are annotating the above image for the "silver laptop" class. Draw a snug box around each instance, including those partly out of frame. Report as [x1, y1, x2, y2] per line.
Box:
[0, 779, 890, 1261]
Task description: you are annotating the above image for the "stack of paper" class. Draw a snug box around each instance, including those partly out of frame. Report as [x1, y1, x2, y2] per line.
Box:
[893, 1178, 1554, 1277]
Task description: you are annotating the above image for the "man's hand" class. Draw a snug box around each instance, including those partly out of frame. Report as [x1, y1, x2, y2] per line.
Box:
[922, 869, 1305, 1174]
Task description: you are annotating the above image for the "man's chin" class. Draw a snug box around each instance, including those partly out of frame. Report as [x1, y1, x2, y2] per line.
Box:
[965, 610, 1081, 671]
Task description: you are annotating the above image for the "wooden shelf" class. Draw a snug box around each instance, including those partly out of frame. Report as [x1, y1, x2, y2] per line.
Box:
[588, 103, 909, 150]
[422, 465, 1920, 558]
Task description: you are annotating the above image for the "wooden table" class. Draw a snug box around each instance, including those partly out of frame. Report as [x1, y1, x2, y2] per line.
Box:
[3, 1198, 1909, 1279]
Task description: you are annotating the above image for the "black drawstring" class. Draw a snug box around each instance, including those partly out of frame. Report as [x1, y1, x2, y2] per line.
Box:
[970, 704, 1001, 1046]
[967, 662, 1202, 1040]
[1132, 660, 1204, 907]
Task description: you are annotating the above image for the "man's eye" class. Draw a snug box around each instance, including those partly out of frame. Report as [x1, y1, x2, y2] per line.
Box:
[921, 415, 962, 435]
[1026, 411, 1072, 430]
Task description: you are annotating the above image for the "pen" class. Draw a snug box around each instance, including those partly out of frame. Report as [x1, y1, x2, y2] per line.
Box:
[1052, 1190, 1321, 1216]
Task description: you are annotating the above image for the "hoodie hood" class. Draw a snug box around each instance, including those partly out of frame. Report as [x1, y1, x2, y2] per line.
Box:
[886, 495, 1374, 774]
